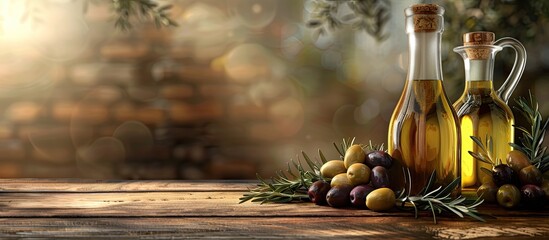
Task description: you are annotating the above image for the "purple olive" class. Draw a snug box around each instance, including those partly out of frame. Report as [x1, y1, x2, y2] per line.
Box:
[365, 151, 393, 169]
[308, 180, 331, 205]
[350, 185, 375, 208]
[492, 164, 518, 187]
[371, 166, 390, 189]
[326, 185, 353, 208]
[521, 184, 546, 208]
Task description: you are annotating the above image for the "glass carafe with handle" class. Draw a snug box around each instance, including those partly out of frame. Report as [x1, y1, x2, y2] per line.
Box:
[453, 32, 527, 194]
[388, 4, 461, 196]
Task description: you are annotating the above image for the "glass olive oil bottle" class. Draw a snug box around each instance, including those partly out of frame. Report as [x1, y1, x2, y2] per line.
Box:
[388, 4, 460, 196]
[453, 32, 526, 194]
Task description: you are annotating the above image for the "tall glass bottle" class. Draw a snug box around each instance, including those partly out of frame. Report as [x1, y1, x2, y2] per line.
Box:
[388, 4, 460, 196]
[453, 32, 526, 194]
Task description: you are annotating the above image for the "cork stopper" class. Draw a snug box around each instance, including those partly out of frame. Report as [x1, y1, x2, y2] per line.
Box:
[464, 32, 495, 46]
[409, 4, 443, 15]
[404, 4, 444, 32]
[463, 32, 495, 60]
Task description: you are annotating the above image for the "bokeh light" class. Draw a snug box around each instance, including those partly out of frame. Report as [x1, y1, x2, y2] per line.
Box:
[231, 0, 278, 29]
[225, 43, 273, 83]
[175, 2, 234, 62]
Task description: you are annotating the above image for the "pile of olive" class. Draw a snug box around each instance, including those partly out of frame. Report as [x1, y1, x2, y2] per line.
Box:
[477, 150, 549, 208]
[307, 145, 396, 211]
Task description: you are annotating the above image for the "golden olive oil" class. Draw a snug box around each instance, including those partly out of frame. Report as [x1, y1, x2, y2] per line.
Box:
[388, 80, 460, 195]
[454, 80, 514, 194]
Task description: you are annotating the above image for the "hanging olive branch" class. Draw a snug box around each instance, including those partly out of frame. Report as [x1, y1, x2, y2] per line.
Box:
[306, 0, 391, 42]
[10, 0, 177, 32]
[111, 0, 178, 31]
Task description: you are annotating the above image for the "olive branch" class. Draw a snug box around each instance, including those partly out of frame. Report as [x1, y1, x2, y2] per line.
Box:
[9, 0, 177, 32]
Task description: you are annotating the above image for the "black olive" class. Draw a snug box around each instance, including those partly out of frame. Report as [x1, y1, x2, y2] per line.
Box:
[307, 180, 331, 205]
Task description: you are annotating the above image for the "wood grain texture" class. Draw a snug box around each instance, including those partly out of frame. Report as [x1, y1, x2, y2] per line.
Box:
[0, 191, 410, 217]
[0, 190, 545, 218]
[0, 217, 547, 239]
[0, 179, 547, 239]
[0, 179, 253, 192]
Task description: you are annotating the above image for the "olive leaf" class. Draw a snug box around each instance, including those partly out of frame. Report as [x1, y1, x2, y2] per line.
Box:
[306, 0, 391, 42]
[113, 0, 177, 31]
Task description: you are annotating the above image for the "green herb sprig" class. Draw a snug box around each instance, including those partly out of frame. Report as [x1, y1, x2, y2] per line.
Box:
[239, 137, 357, 204]
[238, 150, 326, 204]
[333, 137, 357, 158]
[396, 169, 485, 224]
[468, 135, 500, 175]
[512, 92, 549, 173]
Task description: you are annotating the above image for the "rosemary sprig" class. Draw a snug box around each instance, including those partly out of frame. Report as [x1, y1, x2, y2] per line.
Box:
[511, 92, 549, 173]
[468, 135, 500, 175]
[396, 169, 485, 224]
[364, 140, 385, 152]
[240, 138, 353, 204]
[333, 137, 356, 158]
[239, 150, 325, 204]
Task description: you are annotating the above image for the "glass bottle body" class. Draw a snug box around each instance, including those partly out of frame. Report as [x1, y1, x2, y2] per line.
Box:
[454, 80, 514, 192]
[389, 79, 461, 195]
[388, 4, 460, 196]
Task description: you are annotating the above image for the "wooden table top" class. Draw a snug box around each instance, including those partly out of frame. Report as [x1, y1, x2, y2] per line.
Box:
[0, 179, 547, 239]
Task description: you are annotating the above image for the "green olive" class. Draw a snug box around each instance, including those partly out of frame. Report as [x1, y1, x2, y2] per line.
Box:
[496, 184, 521, 208]
[477, 182, 498, 203]
[518, 165, 543, 186]
[480, 175, 494, 184]
[330, 173, 352, 188]
[507, 150, 531, 173]
[344, 145, 366, 169]
[347, 163, 371, 186]
[366, 188, 395, 211]
[320, 160, 347, 179]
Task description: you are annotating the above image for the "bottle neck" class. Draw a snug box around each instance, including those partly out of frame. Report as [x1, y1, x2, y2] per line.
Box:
[463, 56, 496, 96]
[407, 32, 443, 81]
[464, 58, 494, 82]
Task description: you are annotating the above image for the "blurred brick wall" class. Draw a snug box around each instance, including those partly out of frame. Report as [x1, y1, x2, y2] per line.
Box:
[0, 1, 311, 180]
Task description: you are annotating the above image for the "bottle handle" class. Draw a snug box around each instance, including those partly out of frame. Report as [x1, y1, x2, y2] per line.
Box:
[494, 37, 527, 103]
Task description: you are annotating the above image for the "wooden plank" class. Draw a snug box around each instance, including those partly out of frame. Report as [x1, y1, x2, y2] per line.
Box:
[0, 217, 547, 239]
[0, 179, 254, 192]
[0, 191, 407, 218]
[0, 191, 546, 218]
